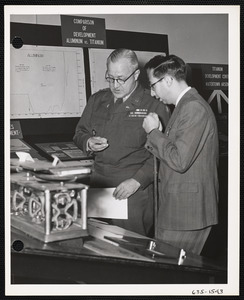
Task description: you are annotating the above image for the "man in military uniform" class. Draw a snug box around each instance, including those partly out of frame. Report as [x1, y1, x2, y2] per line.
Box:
[74, 48, 170, 236]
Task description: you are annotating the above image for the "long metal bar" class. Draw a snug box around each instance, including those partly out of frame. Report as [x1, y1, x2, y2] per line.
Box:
[80, 188, 87, 230]
[153, 155, 158, 239]
[44, 190, 51, 235]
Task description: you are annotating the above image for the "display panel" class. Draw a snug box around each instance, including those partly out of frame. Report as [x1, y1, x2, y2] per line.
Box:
[89, 48, 166, 94]
[10, 45, 87, 119]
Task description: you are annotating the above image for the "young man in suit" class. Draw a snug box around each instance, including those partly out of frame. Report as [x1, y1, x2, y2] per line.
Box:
[142, 54, 219, 254]
[74, 49, 170, 236]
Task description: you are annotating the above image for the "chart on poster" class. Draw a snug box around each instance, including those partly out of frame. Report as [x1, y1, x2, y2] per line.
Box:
[89, 48, 165, 94]
[10, 45, 87, 119]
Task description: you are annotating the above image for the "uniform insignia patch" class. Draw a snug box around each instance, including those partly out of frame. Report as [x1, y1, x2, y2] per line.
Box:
[128, 109, 148, 118]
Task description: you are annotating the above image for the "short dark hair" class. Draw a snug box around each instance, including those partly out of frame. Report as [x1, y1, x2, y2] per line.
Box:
[144, 54, 187, 81]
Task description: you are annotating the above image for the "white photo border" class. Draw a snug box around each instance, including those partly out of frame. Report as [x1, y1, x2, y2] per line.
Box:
[4, 4, 240, 296]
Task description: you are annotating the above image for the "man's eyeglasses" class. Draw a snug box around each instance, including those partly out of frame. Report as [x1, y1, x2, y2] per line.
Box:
[150, 76, 165, 90]
[105, 69, 138, 85]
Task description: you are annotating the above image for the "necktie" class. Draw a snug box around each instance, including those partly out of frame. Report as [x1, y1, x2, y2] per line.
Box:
[115, 98, 123, 106]
[113, 98, 123, 111]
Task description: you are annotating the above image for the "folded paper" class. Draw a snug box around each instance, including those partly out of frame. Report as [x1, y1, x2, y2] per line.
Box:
[16, 151, 34, 162]
[87, 188, 128, 219]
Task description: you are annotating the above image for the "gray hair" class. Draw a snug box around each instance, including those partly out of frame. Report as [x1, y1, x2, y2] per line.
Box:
[107, 48, 139, 71]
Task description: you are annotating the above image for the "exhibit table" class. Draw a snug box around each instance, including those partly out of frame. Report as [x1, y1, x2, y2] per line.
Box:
[11, 225, 227, 284]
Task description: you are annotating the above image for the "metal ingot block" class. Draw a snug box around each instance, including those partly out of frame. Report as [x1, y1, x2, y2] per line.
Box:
[11, 173, 89, 243]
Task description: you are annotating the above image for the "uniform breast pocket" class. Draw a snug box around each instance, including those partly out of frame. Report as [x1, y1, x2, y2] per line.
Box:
[122, 119, 147, 148]
[91, 114, 107, 136]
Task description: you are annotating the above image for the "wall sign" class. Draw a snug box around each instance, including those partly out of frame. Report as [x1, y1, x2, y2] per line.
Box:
[188, 63, 228, 114]
[10, 121, 23, 139]
[201, 65, 228, 90]
[61, 15, 106, 48]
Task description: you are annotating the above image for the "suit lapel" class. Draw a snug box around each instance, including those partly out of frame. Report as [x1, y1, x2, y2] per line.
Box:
[164, 88, 197, 136]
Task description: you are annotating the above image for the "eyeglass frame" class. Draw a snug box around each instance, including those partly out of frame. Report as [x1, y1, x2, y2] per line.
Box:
[149, 76, 165, 90]
[105, 69, 138, 85]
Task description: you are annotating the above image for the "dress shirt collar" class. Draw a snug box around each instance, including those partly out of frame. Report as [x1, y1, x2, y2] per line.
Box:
[115, 82, 138, 102]
[175, 86, 191, 106]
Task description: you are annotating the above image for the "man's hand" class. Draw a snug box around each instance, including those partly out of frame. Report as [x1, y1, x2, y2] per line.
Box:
[142, 112, 162, 133]
[88, 136, 109, 152]
[113, 178, 141, 200]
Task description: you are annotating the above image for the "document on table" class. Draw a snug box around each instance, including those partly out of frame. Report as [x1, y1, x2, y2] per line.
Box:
[87, 188, 128, 219]
[10, 139, 31, 152]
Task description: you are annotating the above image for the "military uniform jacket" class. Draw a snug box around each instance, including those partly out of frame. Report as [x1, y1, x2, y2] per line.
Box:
[74, 84, 170, 188]
[145, 88, 219, 230]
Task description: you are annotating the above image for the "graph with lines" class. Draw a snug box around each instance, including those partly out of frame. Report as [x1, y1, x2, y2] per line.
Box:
[89, 48, 166, 94]
[10, 45, 86, 119]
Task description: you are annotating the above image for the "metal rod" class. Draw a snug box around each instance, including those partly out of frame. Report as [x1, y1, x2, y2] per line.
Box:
[44, 190, 51, 235]
[153, 155, 158, 239]
[80, 188, 87, 230]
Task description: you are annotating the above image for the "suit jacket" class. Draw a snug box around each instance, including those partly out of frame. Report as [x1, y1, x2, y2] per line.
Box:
[145, 88, 219, 230]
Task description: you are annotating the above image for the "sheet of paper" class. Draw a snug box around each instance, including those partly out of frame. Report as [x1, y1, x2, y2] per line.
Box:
[15, 151, 34, 162]
[87, 188, 128, 219]
[10, 139, 30, 151]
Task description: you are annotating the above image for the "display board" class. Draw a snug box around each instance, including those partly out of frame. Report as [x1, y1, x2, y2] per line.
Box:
[187, 63, 228, 115]
[9, 22, 168, 139]
[10, 45, 87, 119]
[89, 48, 165, 94]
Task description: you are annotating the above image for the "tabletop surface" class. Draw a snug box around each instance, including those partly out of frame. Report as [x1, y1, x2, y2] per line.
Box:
[11, 222, 227, 274]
